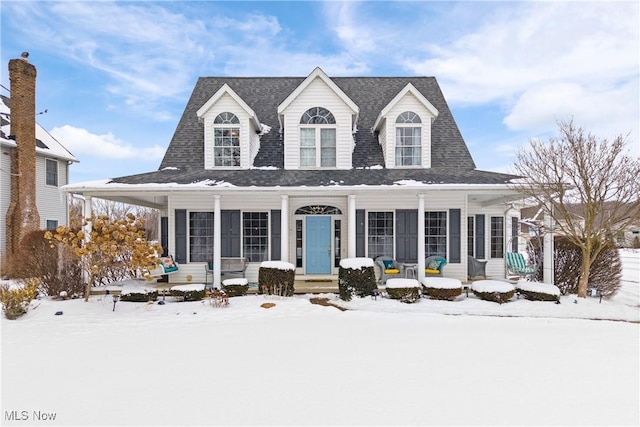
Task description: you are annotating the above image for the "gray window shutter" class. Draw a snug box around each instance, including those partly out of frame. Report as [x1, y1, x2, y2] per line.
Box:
[475, 214, 485, 259]
[271, 210, 281, 260]
[449, 209, 461, 263]
[174, 209, 187, 263]
[356, 209, 365, 257]
[221, 210, 241, 257]
[396, 210, 418, 263]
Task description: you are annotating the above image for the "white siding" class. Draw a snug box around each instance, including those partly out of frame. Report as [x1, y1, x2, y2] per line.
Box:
[36, 157, 69, 229]
[383, 93, 435, 168]
[282, 77, 354, 169]
[0, 146, 13, 258]
[201, 93, 253, 169]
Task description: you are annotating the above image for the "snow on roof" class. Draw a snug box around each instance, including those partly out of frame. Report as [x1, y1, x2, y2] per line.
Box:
[339, 257, 374, 269]
[0, 95, 78, 162]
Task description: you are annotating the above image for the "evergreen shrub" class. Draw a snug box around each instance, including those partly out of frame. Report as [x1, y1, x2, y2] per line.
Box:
[338, 265, 376, 301]
[472, 289, 515, 304]
[386, 287, 421, 303]
[258, 266, 295, 296]
[119, 290, 158, 302]
[422, 286, 462, 301]
[170, 288, 205, 301]
[221, 284, 249, 297]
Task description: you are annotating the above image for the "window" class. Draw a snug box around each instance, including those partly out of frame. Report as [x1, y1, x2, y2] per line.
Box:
[243, 212, 268, 262]
[214, 112, 240, 166]
[368, 212, 394, 259]
[425, 211, 447, 258]
[46, 159, 58, 186]
[490, 216, 504, 258]
[467, 216, 475, 257]
[395, 111, 421, 166]
[300, 107, 336, 167]
[189, 212, 214, 262]
[46, 220, 58, 230]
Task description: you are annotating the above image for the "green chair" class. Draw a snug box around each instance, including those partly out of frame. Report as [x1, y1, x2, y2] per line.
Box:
[505, 252, 538, 280]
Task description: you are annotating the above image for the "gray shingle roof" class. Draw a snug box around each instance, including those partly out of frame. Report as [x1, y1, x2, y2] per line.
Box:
[112, 75, 517, 186]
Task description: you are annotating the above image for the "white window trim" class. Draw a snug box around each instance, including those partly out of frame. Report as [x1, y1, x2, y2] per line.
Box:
[45, 158, 59, 187]
[299, 124, 337, 168]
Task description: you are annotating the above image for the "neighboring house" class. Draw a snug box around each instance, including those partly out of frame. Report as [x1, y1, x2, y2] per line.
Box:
[1, 88, 79, 260]
[64, 67, 525, 286]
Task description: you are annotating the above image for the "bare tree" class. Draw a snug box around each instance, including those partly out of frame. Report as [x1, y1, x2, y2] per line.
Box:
[511, 119, 640, 297]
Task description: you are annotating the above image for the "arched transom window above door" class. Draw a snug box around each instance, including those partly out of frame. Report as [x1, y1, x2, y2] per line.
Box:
[295, 205, 342, 215]
[299, 107, 337, 168]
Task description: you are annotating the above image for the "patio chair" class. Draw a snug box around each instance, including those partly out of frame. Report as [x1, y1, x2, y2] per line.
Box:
[505, 252, 538, 281]
[375, 256, 402, 284]
[468, 256, 488, 280]
[425, 256, 446, 277]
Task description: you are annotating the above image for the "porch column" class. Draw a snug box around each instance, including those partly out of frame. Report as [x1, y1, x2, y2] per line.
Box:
[417, 194, 425, 281]
[214, 195, 222, 288]
[280, 195, 289, 262]
[348, 195, 356, 258]
[543, 209, 554, 284]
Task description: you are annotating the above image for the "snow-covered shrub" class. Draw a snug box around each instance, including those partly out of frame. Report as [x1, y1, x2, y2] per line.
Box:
[471, 280, 515, 304]
[538, 236, 622, 297]
[119, 289, 158, 302]
[515, 281, 560, 302]
[221, 283, 249, 297]
[0, 278, 39, 319]
[258, 262, 295, 296]
[170, 285, 206, 301]
[386, 279, 421, 303]
[338, 258, 376, 301]
[10, 230, 83, 299]
[421, 278, 462, 301]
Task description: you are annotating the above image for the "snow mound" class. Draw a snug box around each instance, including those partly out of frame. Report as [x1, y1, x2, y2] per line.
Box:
[339, 257, 374, 269]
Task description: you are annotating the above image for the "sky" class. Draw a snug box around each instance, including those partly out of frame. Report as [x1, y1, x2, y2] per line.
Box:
[1, 0, 638, 184]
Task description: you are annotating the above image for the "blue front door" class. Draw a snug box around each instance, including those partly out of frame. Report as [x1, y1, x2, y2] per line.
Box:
[305, 216, 332, 274]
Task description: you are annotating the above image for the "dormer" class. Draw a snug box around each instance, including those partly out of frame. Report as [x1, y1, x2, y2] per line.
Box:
[277, 67, 359, 170]
[373, 83, 439, 168]
[197, 84, 262, 169]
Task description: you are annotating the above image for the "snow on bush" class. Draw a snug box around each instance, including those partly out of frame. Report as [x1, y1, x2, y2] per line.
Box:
[471, 280, 516, 304]
[421, 277, 462, 301]
[339, 257, 374, 269]
[170, 284, 206, 301]
[515, 281, 560, 302]
[338, 258, 376, 301]
[259, 262, 295, 296]
[386, 278, 421, 303]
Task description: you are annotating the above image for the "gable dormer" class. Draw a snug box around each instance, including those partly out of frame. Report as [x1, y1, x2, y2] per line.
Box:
[373, 83, 439, 168]
[197, 84, 262, 169]
[277, 67, 359, 170]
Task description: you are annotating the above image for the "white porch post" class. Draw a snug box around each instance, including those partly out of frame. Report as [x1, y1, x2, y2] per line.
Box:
[348, 195, 356, 258]
[214, 195, 222, 289]
[543, 209, 554, 285]
[280, 195, 289, 262]
[417, 194, 425, 281]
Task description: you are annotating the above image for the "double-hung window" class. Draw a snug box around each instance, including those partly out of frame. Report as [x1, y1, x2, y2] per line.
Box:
[189, 212, 214, 262]
[395, 111, 422, 166]
[214, 112, 240, 167]
[243, 212, 268, 262]
[425, 211, 447, 258]
[368, 211, 394, 259]
[45, 158, 58, 186]
[490, 216, 504, 258]
[300, 107, 336, 167]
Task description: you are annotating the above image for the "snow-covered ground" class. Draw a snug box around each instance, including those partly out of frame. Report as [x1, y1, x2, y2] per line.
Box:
[1, 251, 638, 426]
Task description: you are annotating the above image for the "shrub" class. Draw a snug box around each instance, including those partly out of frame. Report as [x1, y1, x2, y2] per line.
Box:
[386, 287, 421, 303]
[0, 278, 39, 320]
[119, 290, 158, 302]
[338, 265, 377, 301]
[515, 282, 560, 302]
[258, 264, 295, 296]
[170, 288, 205, 301]
[422, 286, 462, 301]
[536, 236, 622, 297]
[471, 280, 515, 304]
[221, 284, 249, 297]
[11, 230, 83, 299]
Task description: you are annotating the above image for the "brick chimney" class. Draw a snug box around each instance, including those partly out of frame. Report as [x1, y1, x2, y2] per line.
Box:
[5, 53, 40, 257]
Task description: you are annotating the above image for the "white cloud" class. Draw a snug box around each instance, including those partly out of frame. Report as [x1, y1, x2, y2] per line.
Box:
[50, 125, 165, 160]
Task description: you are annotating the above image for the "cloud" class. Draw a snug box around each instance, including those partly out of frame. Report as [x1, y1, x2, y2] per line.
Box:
[50, 125, 165, 160]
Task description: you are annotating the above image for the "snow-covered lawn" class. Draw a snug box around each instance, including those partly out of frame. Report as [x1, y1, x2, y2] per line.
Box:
[1, 252, 638, 426]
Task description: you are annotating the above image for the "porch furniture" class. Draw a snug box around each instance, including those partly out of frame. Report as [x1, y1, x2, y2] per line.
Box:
[205, 257, 249, 289]
[424, 256, 446, 277]
[467, 256, 488, 280]
[402, 263, 418, 279]
[505, 252, 538, 281]
[149, 255, 179, 278]
[374, 256, 402, 285]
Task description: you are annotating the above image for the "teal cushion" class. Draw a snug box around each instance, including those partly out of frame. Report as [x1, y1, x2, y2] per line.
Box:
[428, 260, 440, 270]
[382, 260, 394, 269]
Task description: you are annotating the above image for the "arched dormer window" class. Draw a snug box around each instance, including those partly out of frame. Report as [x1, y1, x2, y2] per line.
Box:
[395, 111, 422, 166]
[214, 112, 240, 166]
[299, 107, 336, 167]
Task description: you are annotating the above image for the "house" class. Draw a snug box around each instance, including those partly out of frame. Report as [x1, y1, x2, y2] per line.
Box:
[63, 67, 526, 287]
[1, 55, 78, 262]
